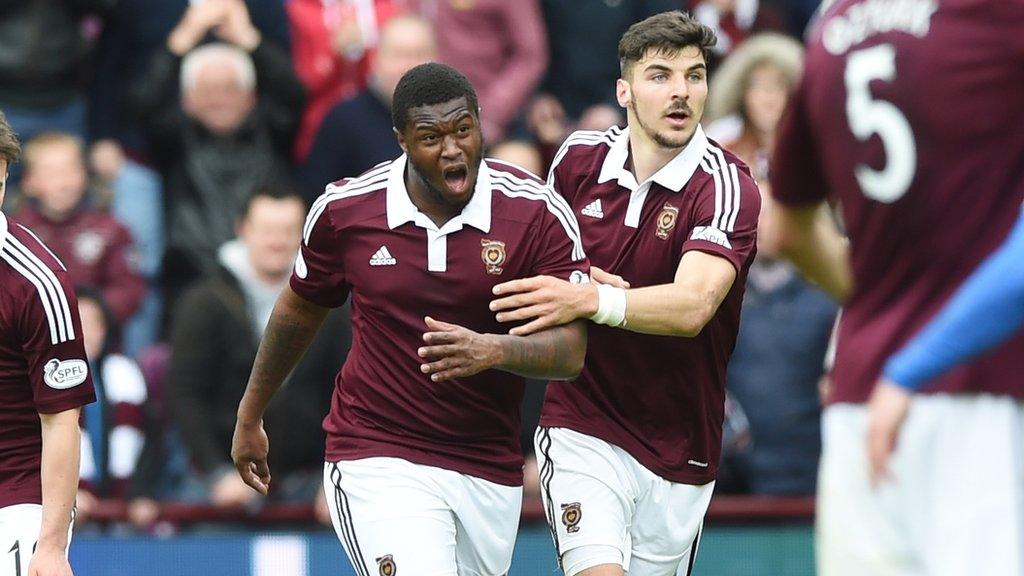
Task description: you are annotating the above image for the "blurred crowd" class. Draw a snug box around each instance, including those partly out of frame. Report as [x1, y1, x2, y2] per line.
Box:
[0, 0, 833, 531]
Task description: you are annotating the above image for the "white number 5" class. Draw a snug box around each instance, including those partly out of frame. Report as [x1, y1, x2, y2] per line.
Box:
[844, 44, 917, 203]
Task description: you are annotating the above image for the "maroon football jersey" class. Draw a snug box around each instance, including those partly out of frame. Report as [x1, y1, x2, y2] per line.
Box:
[16, 206, 146, 324]
[771, 0, 1024, 404]
[0, 213, 96, 509]
[291, 157, 590, 486]
[540, 125, 761, 484]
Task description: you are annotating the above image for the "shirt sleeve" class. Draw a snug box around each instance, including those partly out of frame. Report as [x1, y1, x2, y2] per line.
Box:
[17, 267, 96, 414]
[883, 209, 1024, 391]
[290, 201, 352, 308]
[681, 164, 761, 273]
[529, 191, 591, 284]
[770, 81, 830, 207]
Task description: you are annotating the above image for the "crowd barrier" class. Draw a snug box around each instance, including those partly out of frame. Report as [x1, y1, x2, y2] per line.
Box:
[69, 496, 815, 576]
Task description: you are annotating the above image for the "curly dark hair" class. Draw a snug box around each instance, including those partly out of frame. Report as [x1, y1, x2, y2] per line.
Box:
[618, 11, 717, 79]
[391, 62, 479, 131]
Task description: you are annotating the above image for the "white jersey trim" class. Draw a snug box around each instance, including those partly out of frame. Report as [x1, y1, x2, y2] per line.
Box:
[0, 233, 75, 344]
[548, 127, 623, 187]
[699, 145, 743, 234]
[490, 171, 586, 262]
[303, 163, 392, 244]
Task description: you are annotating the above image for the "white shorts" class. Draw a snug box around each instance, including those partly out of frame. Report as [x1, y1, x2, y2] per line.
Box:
[817, 395, 1024, 576]
[534, 427, 715, 576]
[0, 503, 73, 576]
[322, 458, 522, 576]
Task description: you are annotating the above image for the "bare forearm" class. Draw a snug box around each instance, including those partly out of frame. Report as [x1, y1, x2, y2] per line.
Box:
[37, 409, 82, 551]
[236, 287, 329, 425]
[779, 205, 853, 303]
[494, 320, 587, 379]
[621, 283, 722, 337]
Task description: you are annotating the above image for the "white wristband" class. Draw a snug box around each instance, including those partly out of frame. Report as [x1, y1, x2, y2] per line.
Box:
[590, 284, 627, 327]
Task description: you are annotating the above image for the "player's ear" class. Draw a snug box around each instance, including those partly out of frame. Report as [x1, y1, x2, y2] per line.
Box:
[394, 127, 408, 153]
[616, 78, 631, 109]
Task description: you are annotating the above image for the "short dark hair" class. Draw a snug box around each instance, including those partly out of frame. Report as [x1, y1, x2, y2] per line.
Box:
[391, 63, 479, 131]
[618, 11, 717, 79]
[0, 111, 21, 166]
[240, 185, 306, 221]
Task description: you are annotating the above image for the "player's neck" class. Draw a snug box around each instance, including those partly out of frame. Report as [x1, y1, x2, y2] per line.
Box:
[628, 132, 683, 185]
[405, 170, 462, 228]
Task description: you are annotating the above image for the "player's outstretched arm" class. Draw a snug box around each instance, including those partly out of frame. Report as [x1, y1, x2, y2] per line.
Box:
[867, 209, 1024, 485]
[776, 203, 853, 303]
[232, 286, 330, 494]
[30, 408, 81, 576]
[418, 316, 587, 382]
[490, 252, 736, 338]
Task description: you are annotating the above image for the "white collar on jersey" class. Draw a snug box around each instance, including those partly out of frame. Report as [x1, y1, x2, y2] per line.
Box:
[598, 124, 709, 193]
[0, 211, 7, 247]
[386, 154, 493, 233]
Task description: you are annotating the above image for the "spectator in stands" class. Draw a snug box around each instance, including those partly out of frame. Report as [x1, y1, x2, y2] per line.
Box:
[527, 0, 675, 160]
[0, 0, 117, 182]
[74, 287, 157, 526]
[407, 0, 547, 142]
[167, 188, 348, 515]
[705, 32, 803, 178]
[131, 0, 305, 309]
[724, 191, 836, 495]
[91, 0, 291, 158]
[286, 0, 403, 162]
[91, 142, 165, 358]
[296, 12, 435, 203]
[15, 133, 146, 327]
[488, 140, 545, 177]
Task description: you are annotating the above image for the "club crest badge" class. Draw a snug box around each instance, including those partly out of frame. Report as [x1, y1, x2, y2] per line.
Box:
[481, 239, 506, 275]
[561, 502, 582, 533]
[656, 204, 679, 240]
[376, 554, 396, 576]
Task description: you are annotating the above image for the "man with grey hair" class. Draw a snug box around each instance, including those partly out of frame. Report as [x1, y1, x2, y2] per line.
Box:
[131, 0, 305, 312]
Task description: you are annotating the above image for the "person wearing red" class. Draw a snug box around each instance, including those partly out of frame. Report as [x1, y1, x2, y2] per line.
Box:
[286, 0, 403, 162]
[0, 111, 96, 576]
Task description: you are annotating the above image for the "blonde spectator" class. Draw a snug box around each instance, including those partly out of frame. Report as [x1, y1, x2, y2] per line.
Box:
[705, 33, 803, 182]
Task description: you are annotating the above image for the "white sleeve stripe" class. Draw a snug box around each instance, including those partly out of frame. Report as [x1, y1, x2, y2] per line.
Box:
[303, 174, 389, 244]
[1, 248, 59, 344]
[549, 128, 621, 182]
[1, 240, 73, 345]
[304, 164, 392, 237]
[728, 163, 743, 232]
[492, 180, 586, 262]
[709, 146, 735, 233]
[8, 236, 74, 342]
[701, 156, 726, 231]
[491, 172, 583, 243]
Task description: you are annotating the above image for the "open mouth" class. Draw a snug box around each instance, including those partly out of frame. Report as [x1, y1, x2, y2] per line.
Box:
[443, 165, 470, 195]
[665, 111, 690, 126]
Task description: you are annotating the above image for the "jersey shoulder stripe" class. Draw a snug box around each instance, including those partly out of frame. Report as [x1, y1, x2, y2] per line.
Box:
[0, 229, 75, 345]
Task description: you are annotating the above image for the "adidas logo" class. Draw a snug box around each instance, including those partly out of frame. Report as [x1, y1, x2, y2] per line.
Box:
[581, 199, 604, 219]
[369, 245, 397, 266]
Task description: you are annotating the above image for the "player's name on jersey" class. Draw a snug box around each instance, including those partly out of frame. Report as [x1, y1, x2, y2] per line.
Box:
[821, 0, 938, 55]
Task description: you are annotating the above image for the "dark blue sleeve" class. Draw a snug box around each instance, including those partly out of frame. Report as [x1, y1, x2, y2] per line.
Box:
[883, 210, 1024, 390]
